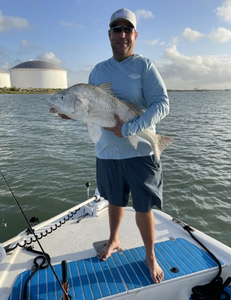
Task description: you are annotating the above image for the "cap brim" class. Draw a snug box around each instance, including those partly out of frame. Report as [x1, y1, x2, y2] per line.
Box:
[109, 18, 135, 28]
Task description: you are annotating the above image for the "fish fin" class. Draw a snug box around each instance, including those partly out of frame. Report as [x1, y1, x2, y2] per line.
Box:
[74, 93, 90, 106]
[98, 83, 115, 97]
[87, 124, 102, 143]
[120, 101, 143, 116]
[128, 136, 139, 149]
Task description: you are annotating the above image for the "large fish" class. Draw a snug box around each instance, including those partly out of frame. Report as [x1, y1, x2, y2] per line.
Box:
[48, 83, 174, 161]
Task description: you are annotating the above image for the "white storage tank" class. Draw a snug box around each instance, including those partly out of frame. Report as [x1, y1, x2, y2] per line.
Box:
[0, 70, 11, 88]
[9, 60, 67, 89]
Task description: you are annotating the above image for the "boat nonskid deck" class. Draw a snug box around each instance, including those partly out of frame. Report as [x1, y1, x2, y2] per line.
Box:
[8, 237, 228, 300]
[1, 198, 231, 300]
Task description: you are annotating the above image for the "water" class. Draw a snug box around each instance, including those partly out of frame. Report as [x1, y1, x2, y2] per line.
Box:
[0, 91, 231, 246]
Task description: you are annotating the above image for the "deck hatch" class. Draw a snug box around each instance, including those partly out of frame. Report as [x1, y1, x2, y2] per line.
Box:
[8, 238, 224, 300]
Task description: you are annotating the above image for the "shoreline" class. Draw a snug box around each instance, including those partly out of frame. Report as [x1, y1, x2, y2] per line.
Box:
[0, 87, 62, 94]
[0, 87, 230, 94]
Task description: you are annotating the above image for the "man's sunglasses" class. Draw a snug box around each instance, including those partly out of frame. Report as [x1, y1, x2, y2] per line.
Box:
[111, 26, 134, 34]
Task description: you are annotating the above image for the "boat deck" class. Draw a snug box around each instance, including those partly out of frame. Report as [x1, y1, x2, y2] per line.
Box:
[9, 238, 225, 300]
[2, 203, 231, 300]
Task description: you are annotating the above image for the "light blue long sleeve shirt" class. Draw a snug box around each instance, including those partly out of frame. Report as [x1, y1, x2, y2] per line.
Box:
[88, 54, 169, 159]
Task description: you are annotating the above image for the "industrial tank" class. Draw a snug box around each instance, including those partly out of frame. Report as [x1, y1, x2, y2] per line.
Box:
[0, 70, 11, 88]
[9, 60, 67, 89]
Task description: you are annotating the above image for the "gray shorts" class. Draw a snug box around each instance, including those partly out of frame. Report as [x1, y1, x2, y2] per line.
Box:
[96, 155, 163, 212]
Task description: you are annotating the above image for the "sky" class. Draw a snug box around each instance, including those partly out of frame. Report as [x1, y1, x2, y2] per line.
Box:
[0, 0, 231, 90]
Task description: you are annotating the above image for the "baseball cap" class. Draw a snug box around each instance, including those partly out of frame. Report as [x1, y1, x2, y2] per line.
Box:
[109, 8, 137, 29]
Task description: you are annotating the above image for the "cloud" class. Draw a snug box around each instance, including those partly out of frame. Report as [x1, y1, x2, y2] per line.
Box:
[207, 27, 231, 43]
[172, 36, 180, 44]
[215, 0, 231, 23]
[0, 10, 29, 33]
[135, 9, 154, 23]
[138, 39, 160, 46]
[182, 28, 204, 42]
[146, 39, 160, 46]
[60, 21, 84, 29]
[21, 39, 29, 47]
[181, 27, 231, 44]
[18, 39, 39, 55]
[36, 52, 62, 65]
[156, 45, 231, 89]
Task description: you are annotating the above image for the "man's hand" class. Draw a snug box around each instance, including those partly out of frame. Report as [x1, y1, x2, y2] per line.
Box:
[103, 114, 124, 137]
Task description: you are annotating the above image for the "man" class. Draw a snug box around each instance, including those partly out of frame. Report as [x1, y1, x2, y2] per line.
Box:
[62, 8, 168, 283]
[88, 8, 169, 284]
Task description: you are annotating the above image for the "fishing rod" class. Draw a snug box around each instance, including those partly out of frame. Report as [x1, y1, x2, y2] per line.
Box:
[0, 170, 71, 300]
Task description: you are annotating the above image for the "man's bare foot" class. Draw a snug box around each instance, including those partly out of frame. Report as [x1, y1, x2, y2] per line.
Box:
[146, 255, 164, 283]
[98, 239, 120, 261]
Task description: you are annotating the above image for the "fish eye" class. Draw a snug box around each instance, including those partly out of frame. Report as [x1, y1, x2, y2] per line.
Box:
[61, 96, 65, 100]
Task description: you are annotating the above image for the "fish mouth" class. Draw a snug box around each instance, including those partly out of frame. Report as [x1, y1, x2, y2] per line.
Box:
[49, 103, 59, 114]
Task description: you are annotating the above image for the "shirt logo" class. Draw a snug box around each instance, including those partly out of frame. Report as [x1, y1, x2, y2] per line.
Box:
[129, 74, 141, 79]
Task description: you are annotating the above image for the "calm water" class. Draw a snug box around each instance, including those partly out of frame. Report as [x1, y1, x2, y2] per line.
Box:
[0, 91, 231, 246]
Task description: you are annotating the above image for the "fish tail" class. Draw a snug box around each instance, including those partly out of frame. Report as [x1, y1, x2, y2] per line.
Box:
[155, 134, 174, 161]
[137, 129, 174, 162]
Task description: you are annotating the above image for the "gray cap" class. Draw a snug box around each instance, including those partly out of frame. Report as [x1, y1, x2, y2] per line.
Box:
[109, 8, 137, 29]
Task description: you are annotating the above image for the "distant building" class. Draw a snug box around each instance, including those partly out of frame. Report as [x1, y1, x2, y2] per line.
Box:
[0, 70, 11, 88]
[9, 60, 67, 89]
